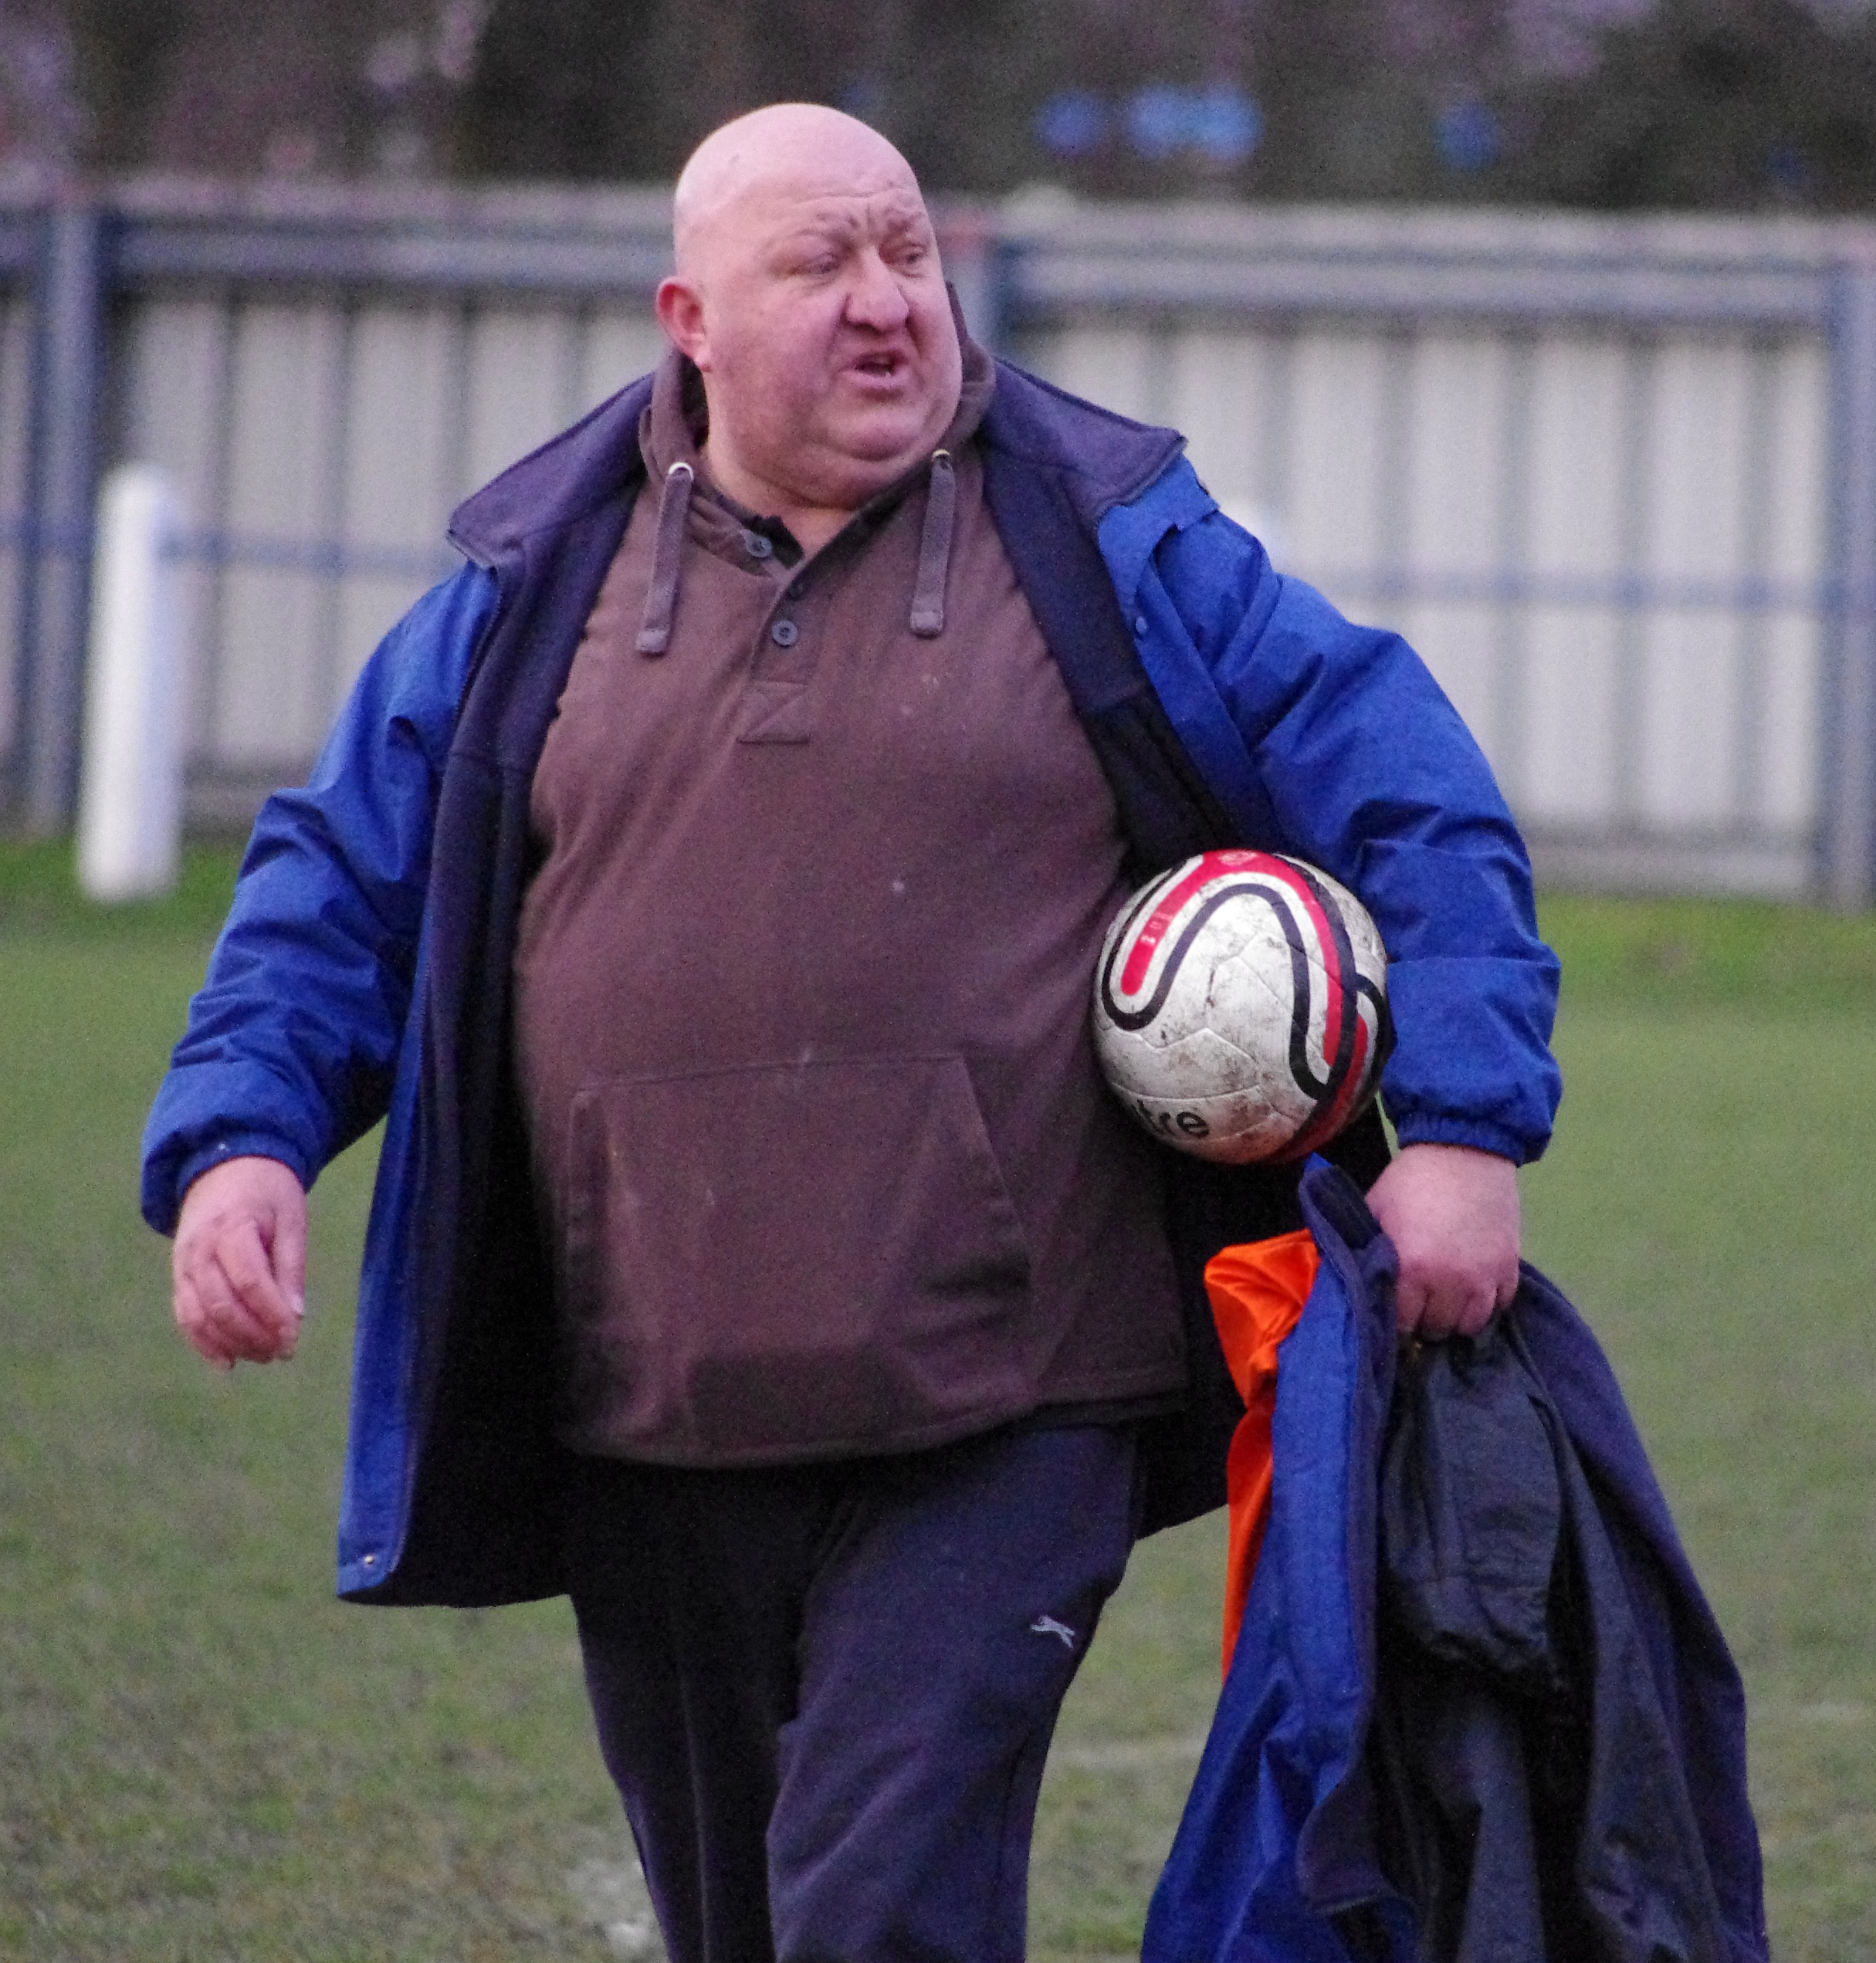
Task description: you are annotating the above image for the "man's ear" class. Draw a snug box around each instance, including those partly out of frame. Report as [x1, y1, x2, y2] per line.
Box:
[655, 276, 709, 367]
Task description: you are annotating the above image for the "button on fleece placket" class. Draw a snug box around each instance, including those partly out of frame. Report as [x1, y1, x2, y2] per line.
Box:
[733, 455, 953, 747]
[737, 540, 850, 747]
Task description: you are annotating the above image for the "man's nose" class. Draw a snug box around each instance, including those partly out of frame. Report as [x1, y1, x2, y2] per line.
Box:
[844, 249, 913, 329]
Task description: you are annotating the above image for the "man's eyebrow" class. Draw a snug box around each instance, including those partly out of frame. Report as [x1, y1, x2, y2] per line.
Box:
[876, 204, 934, 239]
[773, 208, 867, 250]
[777, 193, 931, 239]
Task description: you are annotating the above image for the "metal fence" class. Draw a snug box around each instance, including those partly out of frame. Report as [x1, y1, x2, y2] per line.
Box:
[1007, 202, 1876, 908]
[2, 180, 1874, 905]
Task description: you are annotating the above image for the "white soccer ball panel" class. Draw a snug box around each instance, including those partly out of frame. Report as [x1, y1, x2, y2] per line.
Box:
[1095, 1020, 1310, 1115]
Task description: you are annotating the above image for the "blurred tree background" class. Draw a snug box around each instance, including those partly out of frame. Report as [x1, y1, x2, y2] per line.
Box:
[2, 0, 1874, 207]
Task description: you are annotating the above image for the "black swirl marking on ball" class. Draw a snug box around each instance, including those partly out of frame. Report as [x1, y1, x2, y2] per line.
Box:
[1099, 877, 1301, 1036]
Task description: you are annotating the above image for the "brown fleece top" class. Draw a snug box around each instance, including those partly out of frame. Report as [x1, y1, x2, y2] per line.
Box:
[512, 338, 1185, 1466]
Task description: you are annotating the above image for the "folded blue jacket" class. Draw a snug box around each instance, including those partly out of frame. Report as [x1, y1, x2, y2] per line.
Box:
[1146, 1161, 1767, 1963]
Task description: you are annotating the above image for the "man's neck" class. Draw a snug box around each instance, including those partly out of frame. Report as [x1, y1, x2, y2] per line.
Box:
[697, 442, 856, 557]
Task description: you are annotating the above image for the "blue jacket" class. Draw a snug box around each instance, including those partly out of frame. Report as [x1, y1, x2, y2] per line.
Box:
[1144, 1162, 1767, 1963]
[141, 360, 1561, 1604]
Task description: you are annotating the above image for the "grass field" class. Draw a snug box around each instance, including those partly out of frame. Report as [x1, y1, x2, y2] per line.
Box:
[3, 841, 1874, 1960]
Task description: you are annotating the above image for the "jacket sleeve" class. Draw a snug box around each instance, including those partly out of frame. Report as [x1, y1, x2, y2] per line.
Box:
[140, 564, 500, 1234]
[1102, 462, 1561, 1165]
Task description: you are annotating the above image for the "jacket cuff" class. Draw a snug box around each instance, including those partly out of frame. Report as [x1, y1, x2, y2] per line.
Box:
[151, 1135, 313, 1237]
[1387, 1112, 1538, 1166]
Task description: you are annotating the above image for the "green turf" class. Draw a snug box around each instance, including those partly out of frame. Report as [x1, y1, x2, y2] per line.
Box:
[3, 841, 1874, 1958]
[1534, 889, 1876, 1010]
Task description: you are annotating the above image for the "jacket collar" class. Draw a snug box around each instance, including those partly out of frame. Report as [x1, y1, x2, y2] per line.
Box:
[977, 358, 1184, 528]
[445, 350, 1185, 571]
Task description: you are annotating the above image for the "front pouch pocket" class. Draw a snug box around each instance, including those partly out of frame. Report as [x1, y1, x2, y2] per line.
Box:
[560, 1054, 1035, 1461]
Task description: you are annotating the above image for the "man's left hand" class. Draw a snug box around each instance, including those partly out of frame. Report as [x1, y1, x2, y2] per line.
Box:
[1365, 1142, 1521, 1342]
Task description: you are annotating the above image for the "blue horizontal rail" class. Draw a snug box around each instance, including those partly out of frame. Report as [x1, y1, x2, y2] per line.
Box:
[0, 513, 458, 583]
[166, 529, 460, 581]
[6, 513, 1846, 614]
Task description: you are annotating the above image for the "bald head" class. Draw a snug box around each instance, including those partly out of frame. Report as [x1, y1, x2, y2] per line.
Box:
[672, 104, 920, 278]
[654, 103, 964, 549]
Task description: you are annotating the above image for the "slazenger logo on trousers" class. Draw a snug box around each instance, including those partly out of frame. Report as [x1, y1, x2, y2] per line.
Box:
[1029, 1614, 1077, 1650]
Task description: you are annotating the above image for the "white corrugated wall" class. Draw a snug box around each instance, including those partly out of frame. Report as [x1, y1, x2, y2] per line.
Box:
[47, 190, 1866, 894]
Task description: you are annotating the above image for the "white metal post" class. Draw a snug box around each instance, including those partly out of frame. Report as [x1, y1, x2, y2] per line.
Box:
[77, 466, 184, 903]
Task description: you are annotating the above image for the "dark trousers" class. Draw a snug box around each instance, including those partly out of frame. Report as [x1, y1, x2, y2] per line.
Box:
[562, 1423, 1140, 1963]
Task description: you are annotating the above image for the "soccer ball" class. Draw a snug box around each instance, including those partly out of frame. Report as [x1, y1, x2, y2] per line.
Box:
[1092, 849, 1390, 1165]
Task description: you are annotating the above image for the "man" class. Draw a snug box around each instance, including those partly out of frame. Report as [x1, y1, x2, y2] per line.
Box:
[144, 104, 1559, 1962]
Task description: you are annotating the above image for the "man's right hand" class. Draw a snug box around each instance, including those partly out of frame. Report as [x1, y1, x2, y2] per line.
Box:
[171, 1156, 308, 1370]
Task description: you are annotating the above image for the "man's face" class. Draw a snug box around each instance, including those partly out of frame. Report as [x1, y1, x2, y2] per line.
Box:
[661, 133, 964, 518]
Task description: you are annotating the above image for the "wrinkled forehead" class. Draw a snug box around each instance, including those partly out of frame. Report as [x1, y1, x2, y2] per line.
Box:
[746, 174, 933, 248]
[679, 146, 932, 270]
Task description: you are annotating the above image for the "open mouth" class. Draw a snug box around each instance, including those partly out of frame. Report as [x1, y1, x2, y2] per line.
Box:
[851, 351, 904, 381]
